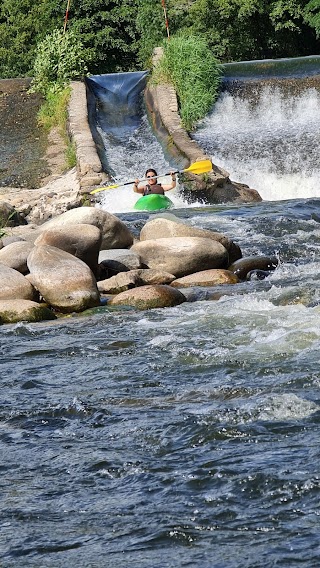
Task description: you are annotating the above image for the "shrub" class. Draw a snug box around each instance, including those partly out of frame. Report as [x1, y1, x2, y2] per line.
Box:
[153, 34, 222, 130]
[30, 28, 88, 96]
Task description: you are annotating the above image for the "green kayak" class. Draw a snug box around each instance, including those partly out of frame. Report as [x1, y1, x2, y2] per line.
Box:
[134, 194, 173, 212]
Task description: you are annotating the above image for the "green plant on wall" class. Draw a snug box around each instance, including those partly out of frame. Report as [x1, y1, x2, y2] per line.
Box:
[30, 28, 88, 96]
[152, 33, 222, 131]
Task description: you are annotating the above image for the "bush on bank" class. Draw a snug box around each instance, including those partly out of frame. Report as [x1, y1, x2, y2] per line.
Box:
[29, 29, 86, 169]
[152, 34, 222, 131]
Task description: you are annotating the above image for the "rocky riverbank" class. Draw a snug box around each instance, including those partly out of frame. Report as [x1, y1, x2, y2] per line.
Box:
[0, 208, 279, 324]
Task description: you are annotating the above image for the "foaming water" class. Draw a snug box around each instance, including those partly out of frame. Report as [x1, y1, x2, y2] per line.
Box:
[1, 199, 320, 567]
[193, 84, 320, 201]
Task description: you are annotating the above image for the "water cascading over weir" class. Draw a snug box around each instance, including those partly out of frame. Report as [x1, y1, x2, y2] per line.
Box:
[193, 55, 320, 201]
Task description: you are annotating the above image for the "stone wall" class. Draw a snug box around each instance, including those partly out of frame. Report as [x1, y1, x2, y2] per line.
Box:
[68, 81, 107, 190]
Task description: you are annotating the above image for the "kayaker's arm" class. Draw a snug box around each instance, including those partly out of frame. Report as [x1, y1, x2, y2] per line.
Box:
[162, 172, 177, 191]
[133, 179, 144, 194]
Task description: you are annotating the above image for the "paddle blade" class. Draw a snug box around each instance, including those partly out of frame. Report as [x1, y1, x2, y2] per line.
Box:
[184, 160, 212, 175]
[90, 183, 120, 195]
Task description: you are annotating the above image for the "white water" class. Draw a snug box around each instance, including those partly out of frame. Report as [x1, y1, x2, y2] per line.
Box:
[193, 85, 320, 201]
[96, 115, 201, 214]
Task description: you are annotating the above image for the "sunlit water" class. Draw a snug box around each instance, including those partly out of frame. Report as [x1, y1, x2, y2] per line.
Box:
[2, 64, 320, 567]
[193, 82, 320, 202]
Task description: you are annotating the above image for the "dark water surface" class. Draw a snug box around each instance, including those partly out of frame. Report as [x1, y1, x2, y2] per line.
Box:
[0, 78, 49, 188]
[2, 59, 320, 567]
[1, 199, 320, 567]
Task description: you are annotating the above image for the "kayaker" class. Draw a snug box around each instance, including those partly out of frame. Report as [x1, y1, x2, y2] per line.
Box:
[133, 169, 176, 195]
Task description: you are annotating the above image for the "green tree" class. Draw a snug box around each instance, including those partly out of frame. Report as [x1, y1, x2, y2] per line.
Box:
[304, 0, 320, 36]
[185, 0, 319, 61]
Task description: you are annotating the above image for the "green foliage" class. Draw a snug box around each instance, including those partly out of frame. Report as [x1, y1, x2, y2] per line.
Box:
[0, 0, 49, 77]
[136, 0, 191, 67]
[153, 34, 222, 131]
[304, 0, 320, 37]
[30, 29, 87, 96]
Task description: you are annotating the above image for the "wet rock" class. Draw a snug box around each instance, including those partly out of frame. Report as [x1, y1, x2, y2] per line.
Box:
[0, 241, 34, 274]
[131, 237, 228, 278]
[0, 299, 56, 324]
[171, 269, 239, 288]
[140, 216, 242, 264]
[0, 264, 37, 301]
[98, 248, 142, 279]
[27, 244, 100, 313]
[38, 206, 133, 249]
[109, 284, 186, 310]
[228, 255, 279, 280]
[246, 269, 272, 281]
[34, 223, 102, 276]
[98, 268, 175, 294]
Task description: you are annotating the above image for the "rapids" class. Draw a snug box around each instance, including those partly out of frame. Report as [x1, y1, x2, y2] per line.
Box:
[1, 57, 320, 567]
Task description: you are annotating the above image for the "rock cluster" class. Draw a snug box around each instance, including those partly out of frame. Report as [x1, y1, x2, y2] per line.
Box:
[0, 207, 279, 324]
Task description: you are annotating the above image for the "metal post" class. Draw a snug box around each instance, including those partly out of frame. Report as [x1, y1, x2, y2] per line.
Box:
[161, 0, 170, 40]
[63, 0, 71, 34]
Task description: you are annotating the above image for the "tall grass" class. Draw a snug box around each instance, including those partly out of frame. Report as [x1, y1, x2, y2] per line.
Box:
[37, 86, 76, 168]
[153, 34, 222, 131]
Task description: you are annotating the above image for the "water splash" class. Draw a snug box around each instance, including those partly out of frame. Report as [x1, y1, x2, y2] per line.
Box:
[193, 84, 320, 201]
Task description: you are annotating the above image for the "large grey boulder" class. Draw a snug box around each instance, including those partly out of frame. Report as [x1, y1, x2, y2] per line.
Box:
[131, 237, 228, 278]
[38, 207, 133, 250]
[0, 264, 37, 301]
[27, 244, 100, 313]
[34, 224, 102, 276]
[139, 217, 242, 264]
[109, 284, 186, 310]
[0, 299, 56, 324]
[0, 241, 34, 274]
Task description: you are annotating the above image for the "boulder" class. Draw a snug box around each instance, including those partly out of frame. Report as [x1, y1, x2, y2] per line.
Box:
[0, 264, 37, 301]
[139, 214, 241, 263]
[0, 299, 56, 324]
[131, 237, 228, 278]
[109, 284, 186, 310]
[37, 207, 133, 249]
[27, 244, 100, 313]
[1, 235, 26, 246]
[98, 268, 175, 294]
[229, 255, 279, 280]
[34, 224, 102, 276]
[171, 269, 239, 288]
[98, 271, 142, 294]
[0, 241, 34, 274]
[98, 248, 142, 279]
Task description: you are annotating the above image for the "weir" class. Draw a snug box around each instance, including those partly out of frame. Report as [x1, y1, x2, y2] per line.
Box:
[86, 71, 148, 175]
[193, 55, 320, 201]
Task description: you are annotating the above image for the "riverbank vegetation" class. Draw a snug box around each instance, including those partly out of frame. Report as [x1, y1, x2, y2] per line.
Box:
[1, 1, 320, 80]
[152, 34, 222, 130]
[1, 0, 320, 134]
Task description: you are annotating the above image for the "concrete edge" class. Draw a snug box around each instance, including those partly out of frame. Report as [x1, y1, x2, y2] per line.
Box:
[68, 81, 107, 190]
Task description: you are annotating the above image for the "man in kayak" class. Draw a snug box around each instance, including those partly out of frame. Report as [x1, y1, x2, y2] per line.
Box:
[133, 169, 176, 195]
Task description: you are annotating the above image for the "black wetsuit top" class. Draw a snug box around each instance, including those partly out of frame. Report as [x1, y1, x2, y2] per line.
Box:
[143, 183, 164, 196]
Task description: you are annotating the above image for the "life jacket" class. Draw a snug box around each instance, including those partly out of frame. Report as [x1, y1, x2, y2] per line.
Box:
[143, 183, 164, 196]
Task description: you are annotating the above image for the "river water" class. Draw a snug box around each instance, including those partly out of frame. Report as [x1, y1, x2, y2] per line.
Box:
[1, 60, 320, 567]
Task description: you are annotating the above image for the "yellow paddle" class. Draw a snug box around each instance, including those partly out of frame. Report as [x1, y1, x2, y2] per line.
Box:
[90, 159, 212, 195]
